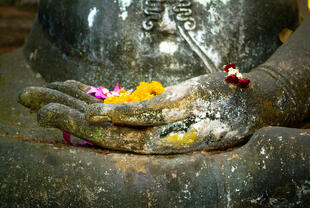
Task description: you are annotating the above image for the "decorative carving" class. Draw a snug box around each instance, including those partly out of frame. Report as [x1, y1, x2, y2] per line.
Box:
[142, 0, 166, 31]
[172, 0, 216, 73]
[141, 0, 215, 73]
[172, 0, 196, 31]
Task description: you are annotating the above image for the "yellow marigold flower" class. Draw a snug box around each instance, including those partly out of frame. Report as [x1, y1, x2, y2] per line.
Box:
[104, 81, 165, 104]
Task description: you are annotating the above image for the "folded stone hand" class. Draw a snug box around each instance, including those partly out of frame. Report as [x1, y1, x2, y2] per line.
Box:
[18, 17, 310, 154]
[18, 71, 308, 155]
[17, 75, 249, 154]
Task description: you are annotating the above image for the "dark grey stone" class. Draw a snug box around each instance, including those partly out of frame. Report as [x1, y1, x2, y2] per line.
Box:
[0, 127, 309, 207]
[0, 0, 309, 207]
[24, 0, 298, 89]
[17, 16, 310, 154]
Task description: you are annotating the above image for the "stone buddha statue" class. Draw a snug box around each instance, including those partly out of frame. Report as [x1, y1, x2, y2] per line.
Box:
[19, 0, 309, 154]
[24, 0, 298, 88]
[1, 0, 309, 206]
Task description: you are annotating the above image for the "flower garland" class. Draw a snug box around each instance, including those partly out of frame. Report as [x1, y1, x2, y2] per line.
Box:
[223, 63, 250, 88]
[63, 81, 165, 146]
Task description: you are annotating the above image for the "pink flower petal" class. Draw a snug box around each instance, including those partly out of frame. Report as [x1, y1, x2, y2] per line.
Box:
[113, 82, 120, 93]
[62, 131, 94, 146]
[62, 131, 73, 145]
[94, 92, 104, 99]
[78, 141, 94, 146]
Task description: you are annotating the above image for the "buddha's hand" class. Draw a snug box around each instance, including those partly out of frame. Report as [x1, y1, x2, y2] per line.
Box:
[18, 66, 302, 154]
[17, 17, 310, 154]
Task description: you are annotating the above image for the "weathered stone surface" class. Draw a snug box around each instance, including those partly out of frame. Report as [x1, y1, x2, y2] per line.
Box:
[0, 49, 82, 143]
[0, 127, 309, 207]
[18, 17, 310, 154]
[0, 49, 56, 139]
[24, 0, 298, 89]
[0, 1, 309, 207]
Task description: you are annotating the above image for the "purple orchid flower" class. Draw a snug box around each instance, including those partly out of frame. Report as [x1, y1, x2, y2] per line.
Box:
[87, 86, 106, 99]
[86, 83, 121, 99]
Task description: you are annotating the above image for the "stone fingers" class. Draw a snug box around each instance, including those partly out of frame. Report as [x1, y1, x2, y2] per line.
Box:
[37, 103, 152, 153]
[47, 80, 104, 104]
[64, 80, 90, 93]
[18, 86, 87, 112]
[37, 103, 220, 154]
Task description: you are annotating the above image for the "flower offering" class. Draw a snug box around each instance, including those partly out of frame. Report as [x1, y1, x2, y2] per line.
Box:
[223, 63, 250, 88]
[63, 81, 165, 146]
[87, 81, 165, 103]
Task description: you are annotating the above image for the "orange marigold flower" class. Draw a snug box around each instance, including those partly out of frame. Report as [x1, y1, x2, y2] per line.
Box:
[104, 81, 165, 104]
